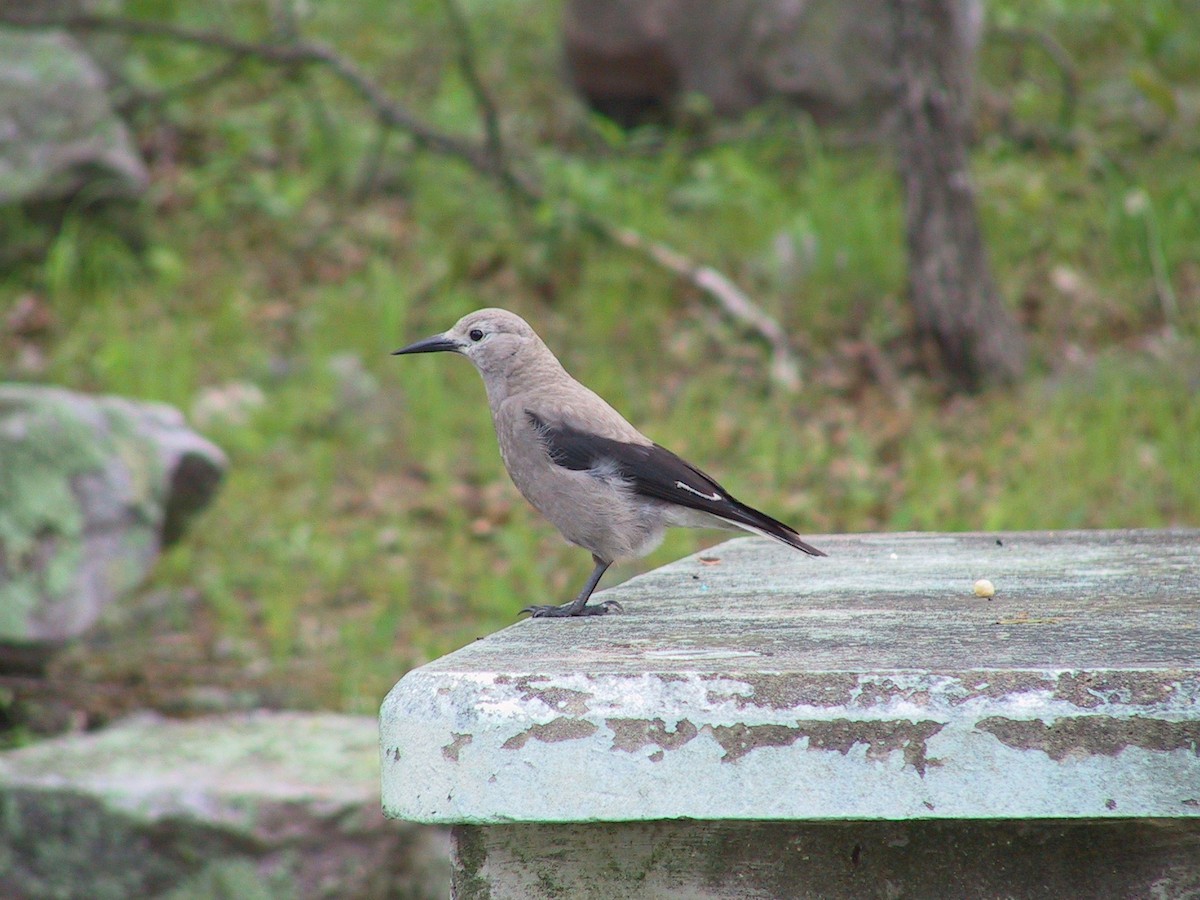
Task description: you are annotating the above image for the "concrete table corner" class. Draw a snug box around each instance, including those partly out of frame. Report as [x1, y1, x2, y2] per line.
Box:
[380, 530, 1200, 898]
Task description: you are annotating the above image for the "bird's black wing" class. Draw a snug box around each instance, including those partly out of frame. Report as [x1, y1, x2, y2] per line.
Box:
[526, 411, 825, 556]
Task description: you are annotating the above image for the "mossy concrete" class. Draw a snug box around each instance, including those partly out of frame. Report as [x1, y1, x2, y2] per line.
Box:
[0, 384, 226, 662]
[0, 711, 450, 899]
[451, 819, 1200, 899]
[0, 29, 147, 204]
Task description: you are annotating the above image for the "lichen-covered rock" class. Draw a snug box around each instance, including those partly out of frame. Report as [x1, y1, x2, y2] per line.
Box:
[0, 385, 226, 669]
[0, 28, 148, 205]
[563, 0, 983, 129]
[0, 711, 451, 899]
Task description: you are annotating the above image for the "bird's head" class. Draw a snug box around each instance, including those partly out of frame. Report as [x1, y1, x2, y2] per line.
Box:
[392, 308, 541, 379]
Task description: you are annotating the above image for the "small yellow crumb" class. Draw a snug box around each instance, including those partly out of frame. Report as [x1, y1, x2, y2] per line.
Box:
[973, 578, 996, 598]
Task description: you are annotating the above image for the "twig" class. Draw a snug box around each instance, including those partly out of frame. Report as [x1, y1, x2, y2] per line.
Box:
[431, 0, 800, 385]
[105, 55, 250, 118]
[987, 25, 1079, 130]
[354, 123, 391, 201]
[438, 0, 517, 195]
[2, 9, 803, 389]
[596, 222, 801, 390]
[3, 12, 495, 170]
[1139, 201, 1179, 327]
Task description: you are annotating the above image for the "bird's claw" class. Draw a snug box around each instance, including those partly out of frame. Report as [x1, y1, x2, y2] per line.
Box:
[521, 599, 622, 618]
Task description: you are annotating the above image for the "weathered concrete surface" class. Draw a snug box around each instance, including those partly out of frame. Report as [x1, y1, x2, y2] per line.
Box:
[0, 711, 450, 899]
[453, 819, 1200, 900]
[381, 530, 1200, 823]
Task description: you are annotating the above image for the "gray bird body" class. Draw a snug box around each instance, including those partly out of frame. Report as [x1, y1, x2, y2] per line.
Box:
[394, 308, 824, 617]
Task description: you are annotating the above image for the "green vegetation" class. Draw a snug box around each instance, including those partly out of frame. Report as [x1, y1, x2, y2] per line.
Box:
[2, 0, 1197, 714]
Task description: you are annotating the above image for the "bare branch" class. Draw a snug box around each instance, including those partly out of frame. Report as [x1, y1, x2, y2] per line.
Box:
[988, 25, 1079, 130]
[115, 56, 247, 115]
[439, 0, 514, 192]
[2, 12, 493, 169]
[354, 124, 392, 201]
[2, 9, 803, 389]
[597, 222, 801, 390]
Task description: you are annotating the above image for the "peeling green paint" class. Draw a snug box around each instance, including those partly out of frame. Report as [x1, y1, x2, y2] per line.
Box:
[501, 717, 598, 751]
[977, 715, 1200, 760]
[443, 733, 473, 763]
[607, 717, 699, 754]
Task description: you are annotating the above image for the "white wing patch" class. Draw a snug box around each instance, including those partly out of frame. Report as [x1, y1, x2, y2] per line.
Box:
[675, 480, 722, 502]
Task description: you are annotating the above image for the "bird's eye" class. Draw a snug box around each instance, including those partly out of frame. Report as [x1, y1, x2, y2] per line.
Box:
[468, 328, 484, 342]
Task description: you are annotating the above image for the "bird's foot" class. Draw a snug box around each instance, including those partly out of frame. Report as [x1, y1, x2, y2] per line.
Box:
[520, 599, 623, 618]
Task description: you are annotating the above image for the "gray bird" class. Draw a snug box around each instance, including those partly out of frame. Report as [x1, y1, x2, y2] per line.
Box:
[393, 308, 825, 618]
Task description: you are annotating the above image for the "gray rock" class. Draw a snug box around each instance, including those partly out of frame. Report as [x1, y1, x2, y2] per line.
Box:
[0, 28, 148, 205]
[0, 385, 226, 669]
[0, 711, 451, 899]
[563, 0, 983, 130]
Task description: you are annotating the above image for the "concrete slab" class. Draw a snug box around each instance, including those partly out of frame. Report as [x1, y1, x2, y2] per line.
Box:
[380, 530, 1200, 824]
[1, 711, 450, 899]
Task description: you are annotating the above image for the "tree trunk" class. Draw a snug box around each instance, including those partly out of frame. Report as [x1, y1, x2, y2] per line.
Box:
[891, 0, 1026, 391]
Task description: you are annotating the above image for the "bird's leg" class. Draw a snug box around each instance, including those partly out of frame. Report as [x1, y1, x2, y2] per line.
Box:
[522, 556, 620, 618]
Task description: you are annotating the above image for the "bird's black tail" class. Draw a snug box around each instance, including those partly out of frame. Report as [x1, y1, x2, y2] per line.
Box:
[721, 501, 827, 557]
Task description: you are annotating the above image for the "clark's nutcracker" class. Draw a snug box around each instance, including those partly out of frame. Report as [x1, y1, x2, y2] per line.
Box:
[394, 308, 825, 618]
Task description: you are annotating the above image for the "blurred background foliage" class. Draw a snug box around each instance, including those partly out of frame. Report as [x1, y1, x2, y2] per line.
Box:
[1, 0, 1197, 716]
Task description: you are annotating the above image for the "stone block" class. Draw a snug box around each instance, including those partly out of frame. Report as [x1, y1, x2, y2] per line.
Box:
[0, 385, 226, 670]
[0, 711, 450, 899]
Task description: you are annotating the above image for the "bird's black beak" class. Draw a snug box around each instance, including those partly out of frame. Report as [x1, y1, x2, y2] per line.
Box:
[391, 334, 460, 355]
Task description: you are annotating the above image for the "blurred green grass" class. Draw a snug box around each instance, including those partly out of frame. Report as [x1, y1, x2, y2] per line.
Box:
[2, 0, 1198, 713]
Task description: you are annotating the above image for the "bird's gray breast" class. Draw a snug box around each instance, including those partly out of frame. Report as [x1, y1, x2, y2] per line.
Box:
[492, 401, 665, 561]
